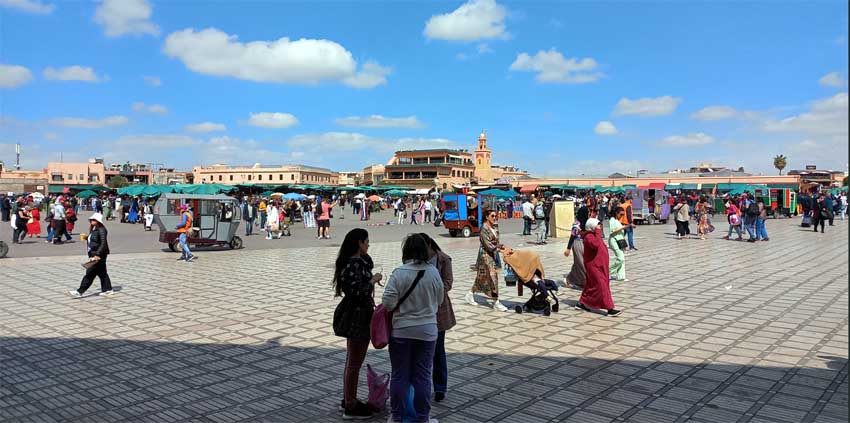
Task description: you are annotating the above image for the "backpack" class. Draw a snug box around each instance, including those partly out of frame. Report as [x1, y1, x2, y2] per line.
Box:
[534, 203, 545, 219]
[747, 201, 759, 217]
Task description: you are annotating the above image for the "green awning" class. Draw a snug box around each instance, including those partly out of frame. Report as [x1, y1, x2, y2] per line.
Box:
[49, 185, 106, 194]
[700, 183, 716, 189]
[75, 190, 98, 198]
[767, 183, 799, 189]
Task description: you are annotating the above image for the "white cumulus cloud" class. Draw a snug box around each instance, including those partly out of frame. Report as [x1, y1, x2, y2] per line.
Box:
[657, 132, 714, 147]
[690, 105, 737, 121]
[142, 75, 161, 87]
[335, 115, 423, 129]
[131, 102, 167, 114]
[247, 112, 299, 129]
[423, 0, 509, 42]
[43, 65, 103, 82]
[819, 72, 847, 88]
[761, 92, 848, 136]
[0, 64, 33, 88]
[185, 122, 227, 133]
[0, 0, 54, 14]
[594, 121, 618, 135]
[163, 27, 390, 89]
[509, 49, 603, 84]
[613, 96, 681, 117]
[94, 0, 159, 38]
[288, 132, 457, 155]
[49, 116, 129, 128]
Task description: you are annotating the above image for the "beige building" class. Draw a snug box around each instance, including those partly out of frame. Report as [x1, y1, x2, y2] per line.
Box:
[384, 149, 474, 188]
[193, 163, 339, 185]
[338, 171, 362, 186]
[152, 168, 192, 185]
[472, 131, 529, 184]
[362, 165, 385, 186]
[46, 160, 106, 186]
[0, 165, 48, 194]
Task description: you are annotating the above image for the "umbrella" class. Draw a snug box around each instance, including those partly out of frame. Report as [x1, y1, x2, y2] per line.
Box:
[478, 188, 515, 199]
[307, 195, 316, 199]
[76, 190, 98, 199]
[355, 193, 366, 199]
[283, 193, 306, 200]
[269, 192, 284, 200]
[368, 195, 382, 202]
[384, 189, 408, 197]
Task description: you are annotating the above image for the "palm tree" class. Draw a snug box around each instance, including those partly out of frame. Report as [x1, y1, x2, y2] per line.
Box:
[773, 154, 787, 175]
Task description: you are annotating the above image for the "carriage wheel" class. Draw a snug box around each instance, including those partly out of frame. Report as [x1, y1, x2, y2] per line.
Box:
[230, 236, 243, 250]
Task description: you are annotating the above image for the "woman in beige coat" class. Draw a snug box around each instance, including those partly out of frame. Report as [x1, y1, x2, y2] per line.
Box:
[420, 233, 455, 403]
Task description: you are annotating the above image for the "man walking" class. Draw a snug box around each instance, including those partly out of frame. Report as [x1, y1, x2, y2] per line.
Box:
[176, 204, 195, 262]
[396, 199, 406, 225]
[521, 197, 534, 236]
[743, 194, 759, 242]
[424, 198, 433, 223]
[621, 195, 636, 251]
[243, 198, 257, 236]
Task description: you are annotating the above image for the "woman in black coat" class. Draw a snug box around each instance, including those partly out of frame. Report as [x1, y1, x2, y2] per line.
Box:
[68, 213, 113, 297]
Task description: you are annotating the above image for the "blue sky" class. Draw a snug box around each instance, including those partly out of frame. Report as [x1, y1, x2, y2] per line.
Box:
[0, 0, 847, 177]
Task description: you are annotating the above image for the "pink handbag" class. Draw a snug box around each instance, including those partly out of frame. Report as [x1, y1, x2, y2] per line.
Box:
[370, 270, 425, 349]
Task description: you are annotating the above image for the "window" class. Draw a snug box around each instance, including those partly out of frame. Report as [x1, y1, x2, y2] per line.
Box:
[430, 156, 445, 164]
[89, 175, 99, 182]
[248, 175, 253, 181]
[52, 175, 63, 182]
[279, 174, 283, 181]
[259, 174, 264, 181]
[218, 175, 222, 181]
[404, 172, 420, 179]
[79, 174, 85, 180]
[291, 174, 295, 180]
[398, 157, 412, 165]
[421, 171, 437, 179]
[229, 175, 234, 181]
[413, 157, 429, 164]
[67, 174, 74, 180]
[390, 172, 404, 179]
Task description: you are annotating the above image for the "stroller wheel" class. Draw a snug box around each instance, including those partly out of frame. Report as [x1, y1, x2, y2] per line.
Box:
[552, 304, 559, 313]
[514, 305, 523, 314]
[543, 308, 551, 317]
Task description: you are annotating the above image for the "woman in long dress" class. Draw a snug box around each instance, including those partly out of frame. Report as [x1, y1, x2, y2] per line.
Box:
[575, 218, 620, 316]
[465, 209, 509, 311]
[564, 205, 589, 288]
[27, 206, 41, 237]
[128, 198, 139, 223]
[695, 196, 713, 240]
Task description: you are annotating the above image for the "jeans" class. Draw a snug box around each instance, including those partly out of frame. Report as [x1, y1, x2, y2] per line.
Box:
[46, 225, 55, 242]
[259, 212, 267, 229]
[744, 216, 756, 239]
[523, 217, 532, 235]
[608, 237, 626, 280]
[389, 337, 436, 423]
[841, 206, 846, 220]
[626, 226, 635, 249]
[726, 224, 742, 238]
[756, 218, 768, 240]
[432, 332, 447, 394]
[179, 233, 192, 259]
[343, 338, 369, 409]
[245, 219, 254, 235]
[77, 257, 112, 294]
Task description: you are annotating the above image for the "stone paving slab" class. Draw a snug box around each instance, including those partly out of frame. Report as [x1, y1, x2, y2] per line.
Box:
[0, 218, 847, 422]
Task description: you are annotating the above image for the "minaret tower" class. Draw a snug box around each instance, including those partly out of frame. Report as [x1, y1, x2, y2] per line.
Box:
[473, 130, 492, 182]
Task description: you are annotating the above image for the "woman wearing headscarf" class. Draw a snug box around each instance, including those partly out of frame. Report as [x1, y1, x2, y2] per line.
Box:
[564, 204, 590, 288]
[128, 197, 139, 223]
[575, 218, 620, 317]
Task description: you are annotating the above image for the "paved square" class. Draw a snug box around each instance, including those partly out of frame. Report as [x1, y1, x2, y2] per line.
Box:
[1, 218, 847, 422]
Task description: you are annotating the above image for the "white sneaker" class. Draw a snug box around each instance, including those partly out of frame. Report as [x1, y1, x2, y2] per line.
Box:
[493, 301, 508, 312]
[464, 292, 477, 306]
[99, 290, 114, 296]
[67, 290, 81, 298]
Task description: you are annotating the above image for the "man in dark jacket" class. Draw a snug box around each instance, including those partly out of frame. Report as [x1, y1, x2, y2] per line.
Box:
[68, 213, 113, 297]
[242, 198, 257, 236]
[0, 195, 10, 222]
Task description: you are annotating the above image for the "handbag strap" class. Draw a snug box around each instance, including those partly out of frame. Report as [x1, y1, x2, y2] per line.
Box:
[392, 270, 426, 313]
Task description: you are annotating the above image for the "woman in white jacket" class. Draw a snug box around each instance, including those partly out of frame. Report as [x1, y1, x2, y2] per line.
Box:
[382, 234, 444, 423]
[266, 203, 280, 239]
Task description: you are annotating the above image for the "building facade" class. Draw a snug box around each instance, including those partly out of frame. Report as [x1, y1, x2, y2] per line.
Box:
[192, 164, 339, 185]
[337, 171, 362, 186]
[361, 165, 385, 186]
[384, 149, 474, 188]
[46, 160, 106, 186]
[0, 164, 48, 194]
[152, 168, 192, 185]
[105, 162, 152, 185]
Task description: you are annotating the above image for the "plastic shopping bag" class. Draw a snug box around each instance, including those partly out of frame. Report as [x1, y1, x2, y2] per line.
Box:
[366, 364, 389, 411]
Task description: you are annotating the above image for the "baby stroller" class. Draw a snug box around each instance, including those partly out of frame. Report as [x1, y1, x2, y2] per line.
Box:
[503, 250, 560, 316]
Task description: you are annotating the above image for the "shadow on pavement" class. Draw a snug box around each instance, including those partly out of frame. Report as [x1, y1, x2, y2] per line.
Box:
[1, 336, 846, 423]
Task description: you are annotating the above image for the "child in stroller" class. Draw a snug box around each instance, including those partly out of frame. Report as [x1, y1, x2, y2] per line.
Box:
[503, 250, 559, 316]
